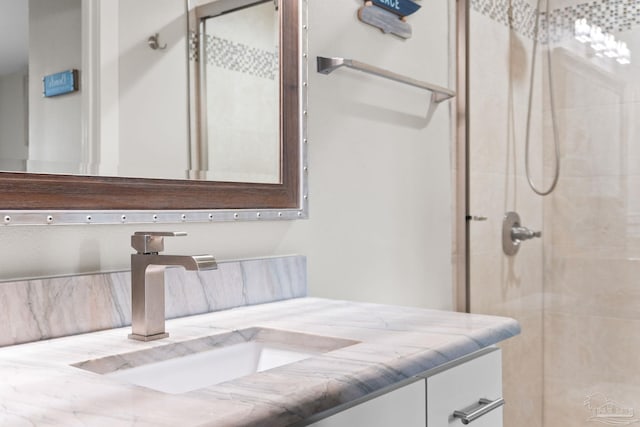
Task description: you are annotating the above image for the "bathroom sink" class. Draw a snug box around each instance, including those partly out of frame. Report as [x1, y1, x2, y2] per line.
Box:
[105, 341, 315, 394]
[73, 328, 357, 394]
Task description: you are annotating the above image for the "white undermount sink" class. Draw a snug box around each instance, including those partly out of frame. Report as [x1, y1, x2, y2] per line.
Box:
[106, 341, 316, 394]
[73, 328, 357, 394]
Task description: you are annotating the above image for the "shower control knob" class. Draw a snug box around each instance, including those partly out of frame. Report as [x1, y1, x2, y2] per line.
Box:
[511, 226, 541, 241]
[502, 211, 541, 256]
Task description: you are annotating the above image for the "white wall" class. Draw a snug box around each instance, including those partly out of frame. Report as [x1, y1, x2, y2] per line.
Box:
[0, 0, 454, 311]
[0, 69, 28, 171]
[116, 0, 190, 179]
[27, 0, 82, 174]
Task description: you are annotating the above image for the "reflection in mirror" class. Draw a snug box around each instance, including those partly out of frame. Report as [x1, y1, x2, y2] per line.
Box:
[0, 0, 284, 184]
[29, 0, 86, 175]
[0, 0, 29, 172]
[199, 0, 280, 184]
[0, 0, 86, 174]
[0, 0, 305, 218]
[0, 0, 191, 179]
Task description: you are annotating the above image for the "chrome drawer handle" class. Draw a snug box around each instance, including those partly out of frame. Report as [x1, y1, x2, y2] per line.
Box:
[453, 397, 505, 424]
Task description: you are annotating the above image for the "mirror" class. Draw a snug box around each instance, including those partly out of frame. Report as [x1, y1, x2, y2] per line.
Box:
[0, 0, 305, 219]
[192, 0, 281, 184]
[0, 0, 29, 173]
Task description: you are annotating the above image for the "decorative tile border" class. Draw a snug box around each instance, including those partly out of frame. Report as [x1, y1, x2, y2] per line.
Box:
[545, 0, 640, 42]
[0, 255, 306, 347]
[205, 35, 278, 80]
[471, 0, 640, 42]
[549, 0, 640, 34]
[471, 0, 539, 38]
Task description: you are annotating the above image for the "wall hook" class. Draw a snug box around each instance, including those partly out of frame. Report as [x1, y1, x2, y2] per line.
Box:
[148, 33, 167, 50]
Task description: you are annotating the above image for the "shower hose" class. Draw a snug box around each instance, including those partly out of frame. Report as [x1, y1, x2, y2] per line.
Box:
[525, 0, 561, 196]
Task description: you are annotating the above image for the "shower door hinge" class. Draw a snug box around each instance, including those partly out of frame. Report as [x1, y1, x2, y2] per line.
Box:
[466, 215, 488, 221]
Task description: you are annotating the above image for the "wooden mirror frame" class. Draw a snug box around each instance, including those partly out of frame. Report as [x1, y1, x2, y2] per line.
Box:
[0, 0, 300, 213]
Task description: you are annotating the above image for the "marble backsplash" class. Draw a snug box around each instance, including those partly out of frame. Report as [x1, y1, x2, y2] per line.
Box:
[0, 255, 306, 347]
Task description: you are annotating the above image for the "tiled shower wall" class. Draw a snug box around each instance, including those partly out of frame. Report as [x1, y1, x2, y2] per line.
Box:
[471, 0, 640, 426]
[468, 0, 545, 425]
[542, 1, 640, 425]
[469, 1, 543, 427]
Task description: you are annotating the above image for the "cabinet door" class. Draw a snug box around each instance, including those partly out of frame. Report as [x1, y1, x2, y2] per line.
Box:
[426, 349, 503, 427]
[310, 379, 426, 427]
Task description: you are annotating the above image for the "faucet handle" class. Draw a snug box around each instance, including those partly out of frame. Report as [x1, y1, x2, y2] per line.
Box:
[132, 231, 187, 254]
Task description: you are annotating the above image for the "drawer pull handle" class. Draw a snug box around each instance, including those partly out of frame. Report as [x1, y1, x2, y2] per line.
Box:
[453, 397, 505, 424]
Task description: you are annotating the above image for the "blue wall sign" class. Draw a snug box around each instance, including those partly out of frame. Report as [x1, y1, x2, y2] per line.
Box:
[371, 0, 421, 17]
[43, 69, 79, 97]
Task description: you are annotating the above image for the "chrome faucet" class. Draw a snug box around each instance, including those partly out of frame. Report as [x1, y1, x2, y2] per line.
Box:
[129, 231, 217, 341]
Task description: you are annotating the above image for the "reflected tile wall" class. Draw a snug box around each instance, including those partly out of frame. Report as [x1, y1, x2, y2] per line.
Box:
[205, 35, 278, 80]
[0, 255, 306, 348]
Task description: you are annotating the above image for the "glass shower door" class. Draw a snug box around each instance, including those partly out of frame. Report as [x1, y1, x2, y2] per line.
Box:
[468, 1, 640, 426]
[540, 2, 640, 426]
[468, 0, 545, 423]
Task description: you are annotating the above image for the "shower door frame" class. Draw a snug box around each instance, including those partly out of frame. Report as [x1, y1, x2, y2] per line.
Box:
[454, 0, 470, 313]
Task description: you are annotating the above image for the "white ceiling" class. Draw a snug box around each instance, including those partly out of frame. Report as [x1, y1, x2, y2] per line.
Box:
[0, 0, 28, 76]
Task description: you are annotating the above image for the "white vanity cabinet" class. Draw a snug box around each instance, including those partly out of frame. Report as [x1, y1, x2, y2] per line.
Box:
[308, 378, 426, 427]
[309, 348, 503, 427]
[426, 348, 503, 426]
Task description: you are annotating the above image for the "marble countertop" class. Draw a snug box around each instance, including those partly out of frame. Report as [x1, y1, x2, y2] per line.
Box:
[0, 297, 519, 427]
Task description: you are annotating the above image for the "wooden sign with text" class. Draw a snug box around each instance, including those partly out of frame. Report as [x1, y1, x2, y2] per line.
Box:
[358, 0, 421, 39]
